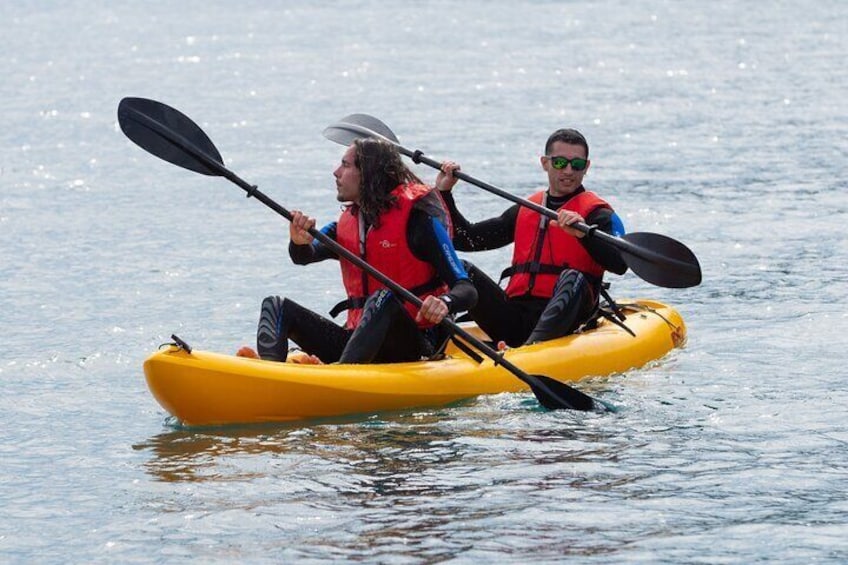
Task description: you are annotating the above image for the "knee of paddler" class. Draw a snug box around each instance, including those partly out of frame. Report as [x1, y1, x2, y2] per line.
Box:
[460, 259, 481, 280]
[362, 289, 400, 314]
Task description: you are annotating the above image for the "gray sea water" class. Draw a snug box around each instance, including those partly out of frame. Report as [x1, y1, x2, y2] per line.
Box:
[2, 1, 847, 562]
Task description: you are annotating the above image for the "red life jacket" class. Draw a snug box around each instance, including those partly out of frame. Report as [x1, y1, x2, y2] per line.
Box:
[335, 183, 449, 329]
[503, 190, 610, 299]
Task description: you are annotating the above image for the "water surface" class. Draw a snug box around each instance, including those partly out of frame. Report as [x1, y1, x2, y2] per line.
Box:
[2, 1, 846, 562]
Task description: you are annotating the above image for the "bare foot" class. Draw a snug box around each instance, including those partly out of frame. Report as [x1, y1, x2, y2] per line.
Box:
[290, 353, 323, 365]
[236, 346, 259, 359]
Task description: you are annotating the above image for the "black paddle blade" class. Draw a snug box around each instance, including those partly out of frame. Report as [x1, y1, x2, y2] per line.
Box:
[620, 232, 702, 288]
[118, 97, 224, 176]
[322, 113, 400, 146]
[527, 374, 609, 412]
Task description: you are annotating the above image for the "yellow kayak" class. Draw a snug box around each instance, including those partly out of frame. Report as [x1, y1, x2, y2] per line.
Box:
[143, 299, 686, 426]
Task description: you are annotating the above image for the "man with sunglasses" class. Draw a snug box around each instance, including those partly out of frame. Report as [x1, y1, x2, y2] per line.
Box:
[436, 128, 627, 347]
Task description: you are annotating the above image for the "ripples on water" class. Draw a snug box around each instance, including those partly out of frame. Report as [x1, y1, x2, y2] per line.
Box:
[2, 1, 847, 562]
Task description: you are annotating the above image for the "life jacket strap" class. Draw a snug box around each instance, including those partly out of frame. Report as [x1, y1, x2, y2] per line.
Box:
[329, 277, 445, 318]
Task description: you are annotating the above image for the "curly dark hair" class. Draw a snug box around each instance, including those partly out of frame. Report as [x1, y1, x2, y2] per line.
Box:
[353, 138, 422, 227]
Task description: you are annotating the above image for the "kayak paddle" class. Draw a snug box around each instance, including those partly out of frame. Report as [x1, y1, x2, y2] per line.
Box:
[323, 114, 702, 289]
[117, 97, 611, 413]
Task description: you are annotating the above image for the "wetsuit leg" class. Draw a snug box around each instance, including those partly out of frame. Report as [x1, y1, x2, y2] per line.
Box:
[524, 270, 596, 344]
[462, 261, 542, 347]
[339, 289, 429, 364]
[257, 296, 350, 363]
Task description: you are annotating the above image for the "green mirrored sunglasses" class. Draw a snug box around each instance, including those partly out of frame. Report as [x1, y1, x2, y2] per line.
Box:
[547, 155, 588, 171]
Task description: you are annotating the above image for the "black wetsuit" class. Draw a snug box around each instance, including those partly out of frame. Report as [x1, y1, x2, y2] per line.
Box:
[256, 205, 476, 364]
[441, 186, 627, 347]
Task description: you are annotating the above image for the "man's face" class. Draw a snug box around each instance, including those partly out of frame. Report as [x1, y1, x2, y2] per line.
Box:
[334, 144, 362, 203]
[541, 141, 590, 197]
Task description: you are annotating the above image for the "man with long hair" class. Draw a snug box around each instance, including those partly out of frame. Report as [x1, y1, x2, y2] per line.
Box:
[239, 138, 476, 364]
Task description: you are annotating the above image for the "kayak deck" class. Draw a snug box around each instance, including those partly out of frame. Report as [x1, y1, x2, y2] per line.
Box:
[142, 300, 686, 426]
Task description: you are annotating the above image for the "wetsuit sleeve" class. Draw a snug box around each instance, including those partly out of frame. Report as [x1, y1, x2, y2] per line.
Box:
[407, 209, 478, 314]
[582, 208, 628, 275]
[289, 221, 339, 265]
[440, 190, 518, 251]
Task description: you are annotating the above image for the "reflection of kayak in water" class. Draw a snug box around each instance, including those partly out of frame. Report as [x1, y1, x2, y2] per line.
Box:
[143, 299, 687, 427]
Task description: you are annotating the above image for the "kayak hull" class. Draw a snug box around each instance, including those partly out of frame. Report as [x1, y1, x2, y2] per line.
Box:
[143, 300, 686, 426]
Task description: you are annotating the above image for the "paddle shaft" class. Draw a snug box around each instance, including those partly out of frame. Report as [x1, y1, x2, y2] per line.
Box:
[396, 142, 688, 269]
[127, 107, 548, 386]
[334, 121, 666, 255]
[324, 116, 702, 289]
